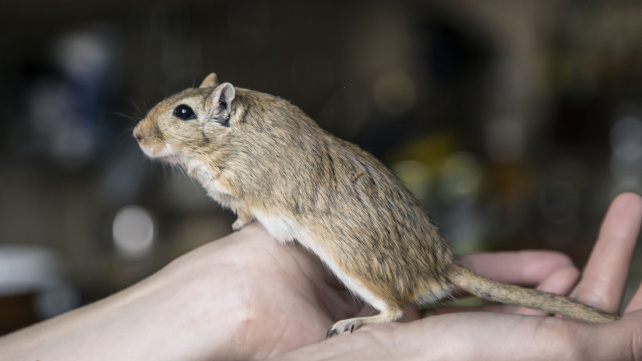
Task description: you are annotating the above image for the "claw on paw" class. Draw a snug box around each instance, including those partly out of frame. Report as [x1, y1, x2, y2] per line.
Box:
[326, 318, 365, 338]
[326, 329, 338, 338]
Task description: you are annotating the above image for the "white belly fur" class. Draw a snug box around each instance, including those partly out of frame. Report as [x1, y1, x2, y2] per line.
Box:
[251, 209, 390, 312]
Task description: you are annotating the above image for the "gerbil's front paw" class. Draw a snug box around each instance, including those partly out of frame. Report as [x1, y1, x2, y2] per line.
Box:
[232, 217, 253, 231]
[326, 318, 365, 338]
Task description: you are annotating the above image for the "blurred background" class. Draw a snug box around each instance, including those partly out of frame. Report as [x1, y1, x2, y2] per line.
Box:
[1, 0, 641, 334]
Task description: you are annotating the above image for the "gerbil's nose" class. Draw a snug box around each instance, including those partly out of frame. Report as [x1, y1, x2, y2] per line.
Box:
[133, 129, 143, 142]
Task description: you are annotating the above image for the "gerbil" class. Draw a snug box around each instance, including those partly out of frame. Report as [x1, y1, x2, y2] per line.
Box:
[133, 73, 619, 337]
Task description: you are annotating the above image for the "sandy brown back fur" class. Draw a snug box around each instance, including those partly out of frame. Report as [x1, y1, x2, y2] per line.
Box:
[219, 88, 455, 306]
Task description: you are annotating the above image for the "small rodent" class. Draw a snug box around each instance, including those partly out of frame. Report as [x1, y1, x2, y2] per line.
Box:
[133, 73, 619, 337]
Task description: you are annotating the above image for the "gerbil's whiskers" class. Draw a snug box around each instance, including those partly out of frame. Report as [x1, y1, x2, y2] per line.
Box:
[120, 97, 147, 118]
[160, 160, 193, 187]
[111, 111, 141, 126]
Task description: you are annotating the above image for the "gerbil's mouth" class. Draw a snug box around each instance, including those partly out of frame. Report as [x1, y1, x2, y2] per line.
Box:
[139, 143, 178, 163]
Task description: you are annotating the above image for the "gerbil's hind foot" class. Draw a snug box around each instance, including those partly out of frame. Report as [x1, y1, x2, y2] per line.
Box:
[326, 309, 403, 338]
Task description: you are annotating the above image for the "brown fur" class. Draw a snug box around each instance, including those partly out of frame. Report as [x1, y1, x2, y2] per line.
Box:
[133, 73, 619, 337]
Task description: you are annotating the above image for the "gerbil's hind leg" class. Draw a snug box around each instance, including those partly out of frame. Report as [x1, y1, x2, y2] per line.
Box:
[326, 308, 403, 338]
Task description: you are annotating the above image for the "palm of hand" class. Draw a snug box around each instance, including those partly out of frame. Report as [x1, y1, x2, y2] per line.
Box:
[184, 224, 364, 358]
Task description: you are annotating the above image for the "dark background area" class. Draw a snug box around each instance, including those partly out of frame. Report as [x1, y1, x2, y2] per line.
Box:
[1, 0, 641, 334]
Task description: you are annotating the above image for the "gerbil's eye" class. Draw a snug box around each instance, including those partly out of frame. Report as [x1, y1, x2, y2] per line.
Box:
[173, 104, 196, 121]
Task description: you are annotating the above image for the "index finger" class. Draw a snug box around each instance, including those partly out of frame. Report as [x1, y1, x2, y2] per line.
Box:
[571, 192, 642, 313]
[458, 250, 575, 286]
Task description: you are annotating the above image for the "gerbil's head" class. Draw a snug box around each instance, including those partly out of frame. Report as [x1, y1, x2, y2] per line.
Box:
[133, 73, 236, 163]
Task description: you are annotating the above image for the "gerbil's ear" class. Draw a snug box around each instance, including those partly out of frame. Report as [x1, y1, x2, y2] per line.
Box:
[199, 73, 218, 88]
[209, 82, 236, 127]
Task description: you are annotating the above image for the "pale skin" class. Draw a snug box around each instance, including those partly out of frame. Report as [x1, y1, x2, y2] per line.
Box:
[1, 192, 641, 360]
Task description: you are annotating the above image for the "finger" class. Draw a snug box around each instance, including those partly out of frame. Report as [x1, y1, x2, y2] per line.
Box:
[571, 192, 642, 313]
[459, 250, 575, 286]
[534, 265, 580, 296]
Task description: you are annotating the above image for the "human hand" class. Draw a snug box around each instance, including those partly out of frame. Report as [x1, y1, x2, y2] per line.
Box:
[0, 221, 365, 361]
[151, 191, 640, 360]
[161, 222, 365, 359]
[271, 192, 642, 360]
[3, 192, 639, 361]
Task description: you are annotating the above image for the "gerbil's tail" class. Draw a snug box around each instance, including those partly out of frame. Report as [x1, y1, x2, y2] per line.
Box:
[447, 263, 619, 323]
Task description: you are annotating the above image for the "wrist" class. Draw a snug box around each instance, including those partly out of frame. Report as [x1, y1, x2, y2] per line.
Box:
[0, 240, 249, 361]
